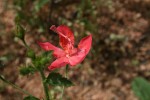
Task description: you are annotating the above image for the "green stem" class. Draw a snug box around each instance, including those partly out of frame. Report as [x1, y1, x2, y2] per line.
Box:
[22, 39, 29, 48]
[39, 70, 50, 100]
[60, 65, 69, 100]
[60, 85, 65, 100]
[0, 75, 33, 96]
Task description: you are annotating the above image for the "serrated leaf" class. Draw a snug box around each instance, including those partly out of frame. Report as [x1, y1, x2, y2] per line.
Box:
[20, 66, 36, 76]
[33, 51, 52, 69]
[27, 49, 35, 59]
[24, 96, 39, 100]
[132, 77, 150, 100]
[46, 72, 74, 87]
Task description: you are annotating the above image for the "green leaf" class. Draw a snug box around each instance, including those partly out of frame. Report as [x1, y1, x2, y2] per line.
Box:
[24, 96, 39, 100]
[33, 51, 52, 69]
[0, 54, 13, 68]
[27, 49, 35, 59]
[41, 51, 52, 64]
[34, 0, 50, 12]
[20, 66, 36, 76]
[132, 77, 150, 100]
[15, 23, 25, 40]
[46, 72, 74, 87]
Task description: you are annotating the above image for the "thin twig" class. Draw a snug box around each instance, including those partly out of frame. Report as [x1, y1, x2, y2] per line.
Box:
[39, 70, 50, 100]
[0, 75, 33, 96]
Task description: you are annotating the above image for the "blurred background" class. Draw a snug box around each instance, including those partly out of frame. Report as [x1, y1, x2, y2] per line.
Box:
[1, 0, 150, 100]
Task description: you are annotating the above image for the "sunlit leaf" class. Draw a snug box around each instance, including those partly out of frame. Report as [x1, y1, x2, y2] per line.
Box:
[132, 77, 150, 100]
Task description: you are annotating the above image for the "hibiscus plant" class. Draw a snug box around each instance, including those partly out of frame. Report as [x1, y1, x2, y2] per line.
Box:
[0, 23, 92, 100]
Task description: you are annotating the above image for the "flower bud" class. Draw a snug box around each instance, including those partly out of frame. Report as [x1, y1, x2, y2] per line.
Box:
[15, 24, 25, 40]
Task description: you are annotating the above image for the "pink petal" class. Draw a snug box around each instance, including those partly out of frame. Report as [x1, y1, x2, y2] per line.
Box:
[57, 25, 74, 45]
[50, 25, 74, 50]
[37, 41, 65, 58]
[68, 35, 92, 66]
[68, 49, 86, 66]
[48, 57, 69, 70]
[37, 41, 57, 51]
[53, 49, 66, 58]
[78, 35, 92, 55]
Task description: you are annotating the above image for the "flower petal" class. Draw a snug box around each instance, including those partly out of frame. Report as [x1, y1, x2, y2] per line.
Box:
[68, 35, 92, 66]
[53, 49, 66, 58]
[68, 49, 86, 66]
[37, 41, 65, 58]
[48, 57, 69, 70]
[37, 41, 57, 51]
[50, 25, 74, 50]
[78, 35, 92, 55]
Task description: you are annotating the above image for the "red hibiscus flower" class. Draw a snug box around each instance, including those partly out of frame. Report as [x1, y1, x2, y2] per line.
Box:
[38, 25, 92, 70]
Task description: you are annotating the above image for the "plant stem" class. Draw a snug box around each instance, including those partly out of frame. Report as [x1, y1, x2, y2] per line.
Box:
[22, 39, 29, 48]
[0, 75, 33, 96]
[39, 70, 50, 100]
[60, 65, 69, 100]
[60, 86, 64, 100]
